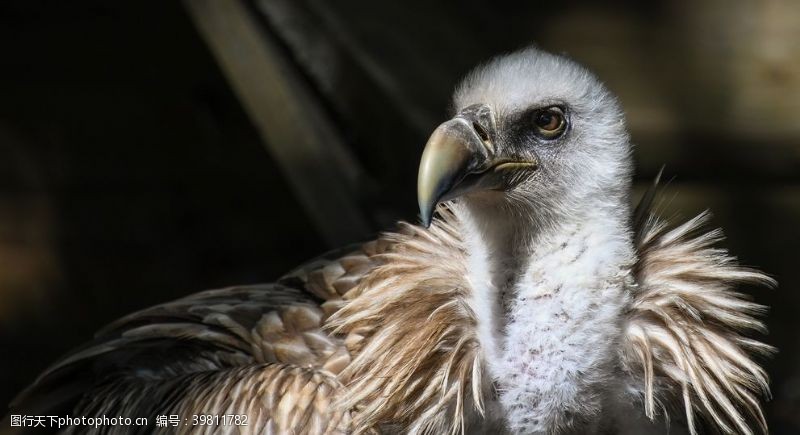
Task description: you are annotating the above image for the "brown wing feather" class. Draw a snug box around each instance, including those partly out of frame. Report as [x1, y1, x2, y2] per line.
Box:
[280, 242, 386, 301]
[9, 238, 383, 434]
[73, 363, 351, 434]
[623, 189, 775, 435]
[10, 220, 470, 434]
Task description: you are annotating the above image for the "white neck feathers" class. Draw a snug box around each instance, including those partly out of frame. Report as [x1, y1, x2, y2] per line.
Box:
[457, 201, 635, 433]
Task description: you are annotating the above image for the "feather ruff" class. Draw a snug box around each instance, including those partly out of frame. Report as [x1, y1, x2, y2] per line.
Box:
[328, 210, 485, 435]
[623, 210, 775, 435]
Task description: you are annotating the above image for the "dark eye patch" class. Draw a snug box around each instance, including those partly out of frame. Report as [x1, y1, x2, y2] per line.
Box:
[504, 105, 570, 146]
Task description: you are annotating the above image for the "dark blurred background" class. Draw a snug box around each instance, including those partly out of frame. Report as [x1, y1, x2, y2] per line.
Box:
[0, 0, 798, 433]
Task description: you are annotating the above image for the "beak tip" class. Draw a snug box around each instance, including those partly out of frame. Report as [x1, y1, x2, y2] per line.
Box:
[419, 203, 433, 228]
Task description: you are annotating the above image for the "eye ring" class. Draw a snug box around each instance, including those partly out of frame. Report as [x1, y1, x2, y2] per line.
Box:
[532, 106, 567, 139]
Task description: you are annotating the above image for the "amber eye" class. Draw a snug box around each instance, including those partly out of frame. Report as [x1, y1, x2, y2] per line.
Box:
[532, 107, 566, 139]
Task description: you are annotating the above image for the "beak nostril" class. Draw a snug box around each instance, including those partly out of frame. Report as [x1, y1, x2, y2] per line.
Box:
[472, 122, 490, 143]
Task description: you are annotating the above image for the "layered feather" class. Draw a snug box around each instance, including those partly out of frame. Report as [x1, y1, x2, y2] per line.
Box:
[623, 208, 775, 435]
[8, 283, 367, 433]
[329, 210, 485, 435]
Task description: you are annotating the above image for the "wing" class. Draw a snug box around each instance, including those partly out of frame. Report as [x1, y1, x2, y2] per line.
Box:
[8, 217, 475, 435]
[8, 242, 384, 434]
[621, 180, 775, 435]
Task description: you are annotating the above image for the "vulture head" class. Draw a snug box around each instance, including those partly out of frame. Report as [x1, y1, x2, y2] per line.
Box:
[418, 47, 632, 229]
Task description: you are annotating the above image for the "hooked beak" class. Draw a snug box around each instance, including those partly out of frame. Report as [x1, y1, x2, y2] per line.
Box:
[417, 106, 537, 227]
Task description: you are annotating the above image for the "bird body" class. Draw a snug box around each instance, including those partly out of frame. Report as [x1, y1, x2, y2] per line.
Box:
[8, 48, 774, 435]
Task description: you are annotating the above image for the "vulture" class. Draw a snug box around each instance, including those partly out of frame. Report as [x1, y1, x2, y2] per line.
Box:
[7, 48, 774, 434]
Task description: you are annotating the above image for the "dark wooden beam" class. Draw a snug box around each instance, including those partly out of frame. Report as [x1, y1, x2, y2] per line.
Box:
[184, 0, 371, 247]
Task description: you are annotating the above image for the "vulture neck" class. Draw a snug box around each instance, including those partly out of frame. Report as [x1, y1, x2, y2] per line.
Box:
[455, 192, 634, 431]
